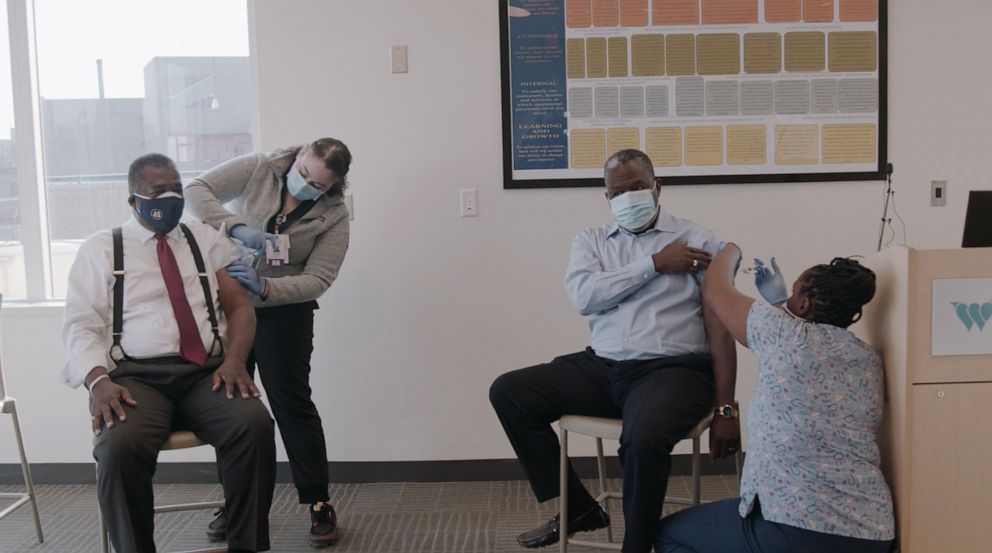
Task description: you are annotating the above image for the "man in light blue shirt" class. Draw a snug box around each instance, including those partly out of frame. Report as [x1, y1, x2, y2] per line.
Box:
[490, 150, 740, 553]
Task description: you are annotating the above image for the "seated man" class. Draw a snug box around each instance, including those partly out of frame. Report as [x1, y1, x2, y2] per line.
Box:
[490, 149, 740, 552]
[60, 153, 276, 553]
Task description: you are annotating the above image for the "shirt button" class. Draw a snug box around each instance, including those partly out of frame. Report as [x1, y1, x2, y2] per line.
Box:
[624, 338, 630, 343]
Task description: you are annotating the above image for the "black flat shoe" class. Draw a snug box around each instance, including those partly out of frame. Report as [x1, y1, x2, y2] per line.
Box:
[516, 503, 610, 548]
[206, 508, 226, 542]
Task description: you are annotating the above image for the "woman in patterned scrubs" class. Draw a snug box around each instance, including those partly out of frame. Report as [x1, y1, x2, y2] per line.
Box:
[654, 244, 895, 553]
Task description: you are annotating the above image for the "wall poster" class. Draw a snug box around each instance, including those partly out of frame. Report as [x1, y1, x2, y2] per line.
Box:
[500, 0, 887, 188]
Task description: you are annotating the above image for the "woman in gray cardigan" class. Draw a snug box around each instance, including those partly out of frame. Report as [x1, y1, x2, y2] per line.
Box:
[185, 138, 351, 549]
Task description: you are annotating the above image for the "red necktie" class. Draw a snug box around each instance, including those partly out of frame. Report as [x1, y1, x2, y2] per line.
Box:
[156, 234, 208, 366]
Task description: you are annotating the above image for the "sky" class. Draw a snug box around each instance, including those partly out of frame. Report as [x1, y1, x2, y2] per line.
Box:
[0, 0, 249, 139]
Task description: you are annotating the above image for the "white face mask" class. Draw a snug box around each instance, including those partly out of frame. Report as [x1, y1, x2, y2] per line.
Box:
[609, 189, 658, 231]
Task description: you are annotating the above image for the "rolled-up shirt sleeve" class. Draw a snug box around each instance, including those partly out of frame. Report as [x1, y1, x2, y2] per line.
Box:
[60, 234, 114, 389]
[565, 230, 658, 316]
[691, 229, 727, 286]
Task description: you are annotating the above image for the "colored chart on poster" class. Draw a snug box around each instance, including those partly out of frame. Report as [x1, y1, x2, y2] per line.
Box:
[501, 0, 886, 187]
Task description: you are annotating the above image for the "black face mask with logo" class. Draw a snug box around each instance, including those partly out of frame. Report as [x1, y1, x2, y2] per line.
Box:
[132, 191, 184, 234]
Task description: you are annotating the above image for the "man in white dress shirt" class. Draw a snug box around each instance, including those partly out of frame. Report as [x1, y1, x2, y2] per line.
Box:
[60, 153, 276, 553]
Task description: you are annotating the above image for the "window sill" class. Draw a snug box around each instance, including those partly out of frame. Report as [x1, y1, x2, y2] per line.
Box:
[4, 301, 66, 316]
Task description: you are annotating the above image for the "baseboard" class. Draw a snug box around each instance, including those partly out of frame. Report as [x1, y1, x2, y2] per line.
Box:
[0, 454, 739, 485]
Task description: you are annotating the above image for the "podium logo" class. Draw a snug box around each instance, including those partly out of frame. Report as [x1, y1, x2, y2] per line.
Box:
[952, 302, 992, 331]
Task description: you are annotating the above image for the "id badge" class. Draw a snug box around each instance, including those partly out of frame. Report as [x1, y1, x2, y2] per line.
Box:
[266, 234, 290, 266]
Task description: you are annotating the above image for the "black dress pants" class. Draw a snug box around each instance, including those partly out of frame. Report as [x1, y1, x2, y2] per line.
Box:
[489, 348, 715, 553]
[250, 301, 330, 504]
[93, 359, 276, 553]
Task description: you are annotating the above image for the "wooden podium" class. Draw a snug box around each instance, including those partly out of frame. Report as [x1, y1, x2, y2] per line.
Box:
[852, 246, 992, 553]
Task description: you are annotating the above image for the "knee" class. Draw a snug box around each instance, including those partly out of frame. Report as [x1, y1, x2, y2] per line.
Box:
[228, 401, 275, 449]
[621, 427, 679, 459]
[93, 428, 157, 476]
[489, 371, 520, 412]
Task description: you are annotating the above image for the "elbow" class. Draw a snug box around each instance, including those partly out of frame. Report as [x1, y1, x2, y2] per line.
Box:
[566, 289, 596, 316]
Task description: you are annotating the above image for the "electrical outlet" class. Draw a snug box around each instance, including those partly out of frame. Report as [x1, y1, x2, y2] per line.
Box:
[931, 180, 947, 207]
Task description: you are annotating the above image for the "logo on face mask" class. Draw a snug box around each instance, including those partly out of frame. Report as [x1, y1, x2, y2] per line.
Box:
[133, 191, 184, 234]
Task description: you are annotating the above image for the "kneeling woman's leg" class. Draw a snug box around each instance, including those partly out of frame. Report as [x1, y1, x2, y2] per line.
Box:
[656, 498, 895, 553]
[654, 498, 752, 553]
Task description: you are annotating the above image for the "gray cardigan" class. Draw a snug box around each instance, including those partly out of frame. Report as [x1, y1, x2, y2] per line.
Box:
[185, 146, 350, 308]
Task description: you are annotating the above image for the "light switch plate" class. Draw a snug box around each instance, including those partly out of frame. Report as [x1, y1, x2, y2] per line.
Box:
[391, 45, 408, 73]
[460, 189, 478, 217]
[931, 180, 947, 207]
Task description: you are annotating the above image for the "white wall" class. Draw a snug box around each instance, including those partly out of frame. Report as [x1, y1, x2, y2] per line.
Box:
[2, 0, 989, 464]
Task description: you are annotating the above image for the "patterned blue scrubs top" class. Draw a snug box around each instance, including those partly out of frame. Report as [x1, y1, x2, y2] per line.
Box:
[741, 301, 895, 540]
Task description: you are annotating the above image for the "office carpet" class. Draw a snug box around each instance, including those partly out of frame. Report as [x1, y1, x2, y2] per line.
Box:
[0, 476, 739, 552]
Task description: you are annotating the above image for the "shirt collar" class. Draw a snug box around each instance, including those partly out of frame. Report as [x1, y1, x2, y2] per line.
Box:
[607, 207, 679, 238]
[125, 213, 182, 244]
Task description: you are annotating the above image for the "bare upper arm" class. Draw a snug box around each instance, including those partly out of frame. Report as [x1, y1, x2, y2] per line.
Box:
[216, 267, 251, 314]
[701, 278, 755, 347]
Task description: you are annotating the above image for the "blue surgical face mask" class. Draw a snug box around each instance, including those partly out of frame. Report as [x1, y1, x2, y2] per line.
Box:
[132, 191, 184, 234]
[610, 188, 658, 231]
[286, 166, 323, 201]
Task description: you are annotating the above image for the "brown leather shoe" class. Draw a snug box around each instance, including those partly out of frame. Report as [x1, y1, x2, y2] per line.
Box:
[515, 503, 610, 548]
[310, 501, 339, 548]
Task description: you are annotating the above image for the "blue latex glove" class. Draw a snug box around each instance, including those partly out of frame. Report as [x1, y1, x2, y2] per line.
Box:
[754, 257, 788, 304]
[226, 260, 266, 296]
[230, 224, 278, 252]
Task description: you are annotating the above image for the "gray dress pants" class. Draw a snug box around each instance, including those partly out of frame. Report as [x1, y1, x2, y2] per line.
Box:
[92, 358, 276, 553]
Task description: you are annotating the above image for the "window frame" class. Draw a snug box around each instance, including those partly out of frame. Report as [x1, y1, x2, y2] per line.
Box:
[3, 0, 258, 302]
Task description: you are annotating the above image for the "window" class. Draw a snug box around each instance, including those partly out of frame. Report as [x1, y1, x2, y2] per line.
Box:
[19, 0, 253, 299]
[0, 5, 25, 298]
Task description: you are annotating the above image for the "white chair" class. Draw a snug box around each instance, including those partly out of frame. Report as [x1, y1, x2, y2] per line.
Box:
[100, 430, 225, 553]
[0, 293, 44, 543]
[558, 413, 742, 552]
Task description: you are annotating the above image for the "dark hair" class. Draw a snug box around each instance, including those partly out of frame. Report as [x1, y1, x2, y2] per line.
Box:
[604, 149, 655, 182]
[127, 153, 177, 195]
[309, 137, 352, 197]
[799, 258, 876, 328]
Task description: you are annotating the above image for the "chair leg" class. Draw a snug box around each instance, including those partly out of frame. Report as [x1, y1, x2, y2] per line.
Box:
[691, 436, 701, 506]
[595, 438, 612, 543]
[734, 449, 743, 487]
[100, 515, 111, 553]
[559, 428, 568, 553]
[9, 402, 43, 543]
[95, 463, 111, 553]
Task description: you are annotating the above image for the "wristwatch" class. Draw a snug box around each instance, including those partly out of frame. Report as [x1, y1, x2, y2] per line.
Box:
[714, 404, 739, 420]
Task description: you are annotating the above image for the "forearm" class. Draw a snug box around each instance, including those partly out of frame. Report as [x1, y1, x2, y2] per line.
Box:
[223, 301, 255, 365]
[84, 366, 109, 386]
[185, 180, 245, 231]
[706, 303, 738, 406]
[565, 257, 656, 315]
[258, 273, 330, 307]
[184, 154, 261, 229]
[704, 243, 741, 404]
